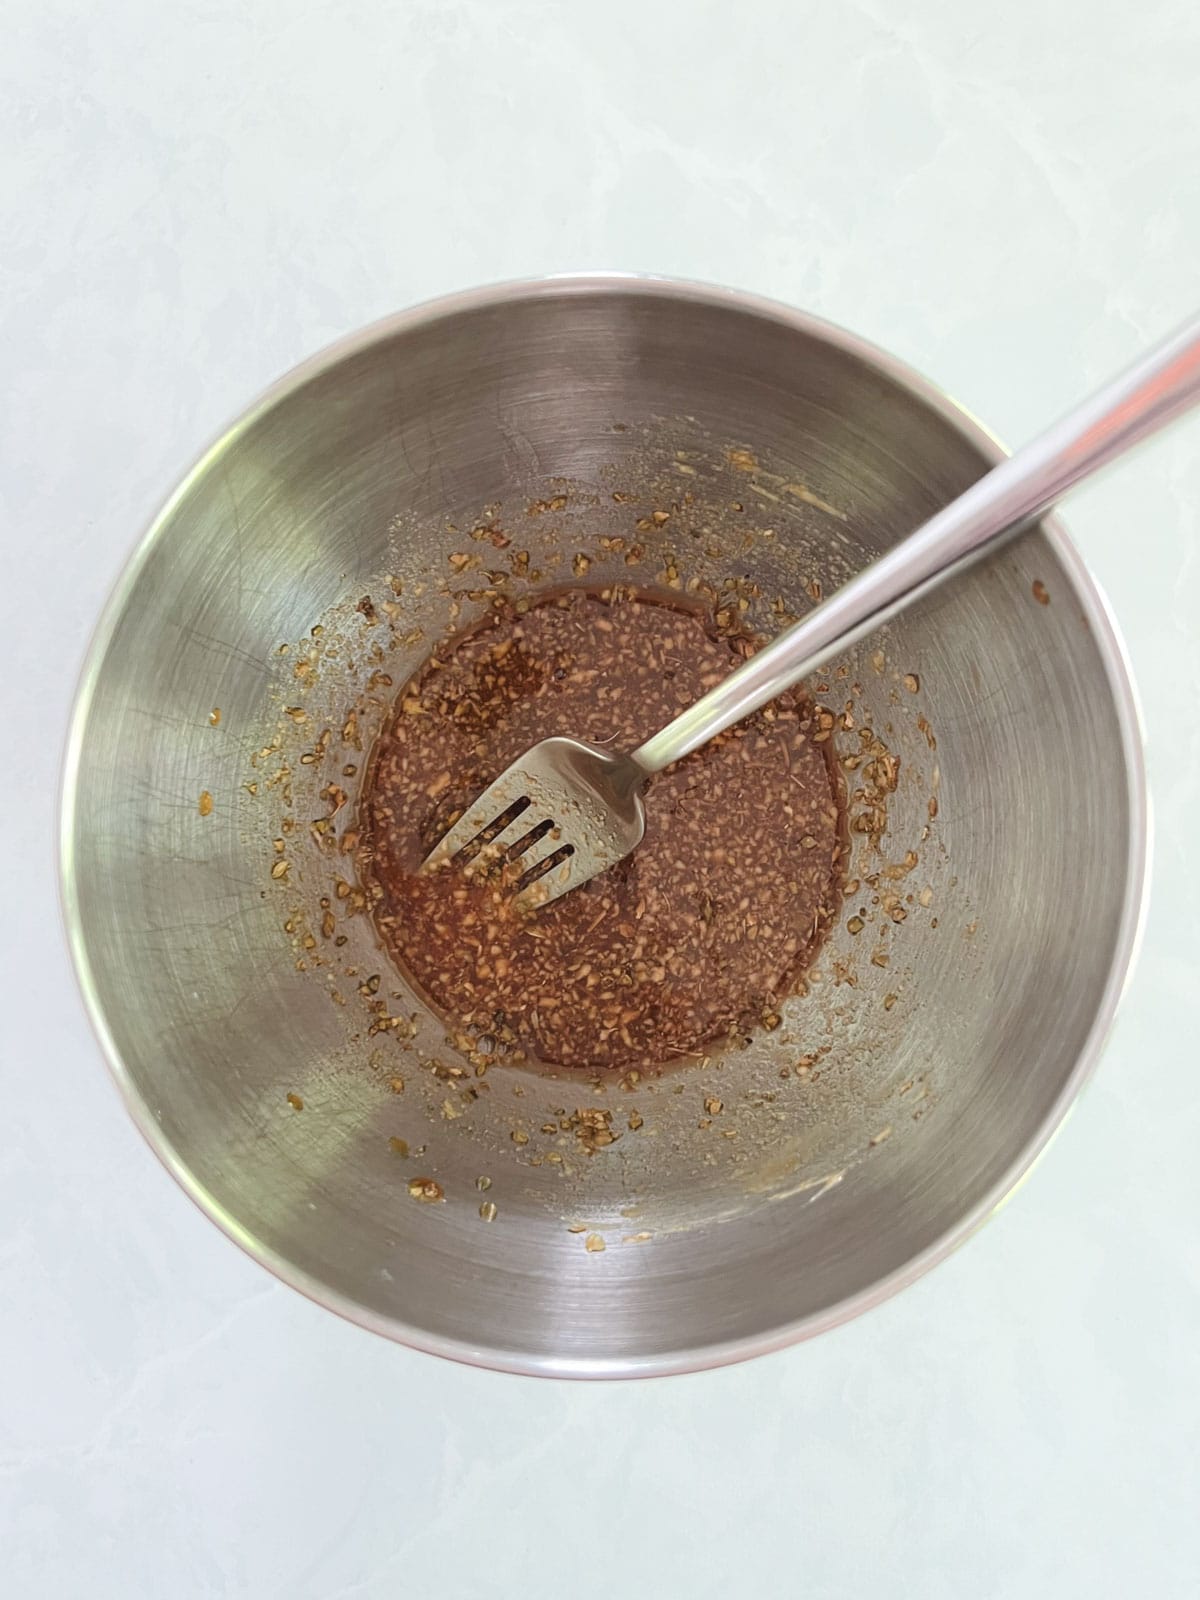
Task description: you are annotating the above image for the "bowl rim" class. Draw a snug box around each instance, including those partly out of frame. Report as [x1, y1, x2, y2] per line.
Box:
[58, 272, 1151, 1379]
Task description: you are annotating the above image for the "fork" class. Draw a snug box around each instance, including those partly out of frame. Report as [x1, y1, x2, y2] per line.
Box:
[422, 313, 1200, 909]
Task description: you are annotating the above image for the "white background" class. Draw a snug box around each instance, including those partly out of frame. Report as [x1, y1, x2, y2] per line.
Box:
[4, 2, 1199, 1595]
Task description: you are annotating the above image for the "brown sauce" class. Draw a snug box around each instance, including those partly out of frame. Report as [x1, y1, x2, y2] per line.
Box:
[360, 587, 845, 1071]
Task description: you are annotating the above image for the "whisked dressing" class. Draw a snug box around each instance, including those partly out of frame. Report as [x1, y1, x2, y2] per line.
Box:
[360, 587, 845, 1070]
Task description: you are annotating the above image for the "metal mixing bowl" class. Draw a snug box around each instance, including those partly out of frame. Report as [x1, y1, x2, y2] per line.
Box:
[61, 276, 1147, 1377]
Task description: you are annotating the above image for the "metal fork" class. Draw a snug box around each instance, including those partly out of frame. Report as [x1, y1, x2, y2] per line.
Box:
[423, 314, 1200, 909]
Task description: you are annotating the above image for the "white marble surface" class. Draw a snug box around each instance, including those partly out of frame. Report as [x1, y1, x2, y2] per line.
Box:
[4, 2, 1199, 1594]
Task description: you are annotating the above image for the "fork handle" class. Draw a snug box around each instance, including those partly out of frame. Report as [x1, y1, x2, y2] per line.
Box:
[630, 313, 1200, 775]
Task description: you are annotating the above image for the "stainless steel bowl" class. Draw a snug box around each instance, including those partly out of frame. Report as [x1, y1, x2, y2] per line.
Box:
[61, 276, 1148, 1377]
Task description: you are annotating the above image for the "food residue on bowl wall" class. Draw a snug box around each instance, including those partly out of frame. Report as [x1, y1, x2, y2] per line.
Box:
[243, 444, 951, 1213]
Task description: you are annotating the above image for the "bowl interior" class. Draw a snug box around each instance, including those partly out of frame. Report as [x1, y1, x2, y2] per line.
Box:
[64, 282, 1142, 1374]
